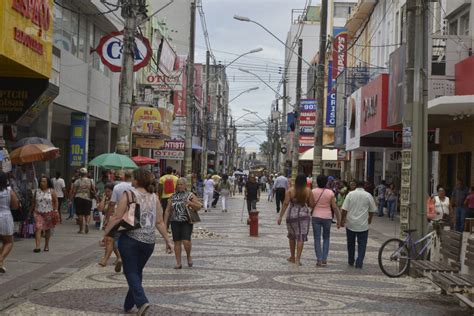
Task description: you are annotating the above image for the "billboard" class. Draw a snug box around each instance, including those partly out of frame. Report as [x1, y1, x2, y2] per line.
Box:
[69, 113, 87, 167]
[345, 88, 362, 151]
[299, 99, 316, 153]
[388, 45, 405, 126]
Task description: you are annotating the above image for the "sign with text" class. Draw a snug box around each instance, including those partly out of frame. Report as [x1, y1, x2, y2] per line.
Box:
[322, 161, 342, 170]
[164, 140, 185, 150]
[69, 113, 87, 167]
[136, 138, 164, 149]
[299, 99, 316, 135]
[332, 27, 348, 79]
[326, 61, 336, 127]
[153, 149, 184, 160]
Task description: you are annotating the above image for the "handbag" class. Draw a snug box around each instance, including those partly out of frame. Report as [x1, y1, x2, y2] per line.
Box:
[426, 197, 436, 220]
[115, 190, 142, 232]
[186, 193, 201, 224]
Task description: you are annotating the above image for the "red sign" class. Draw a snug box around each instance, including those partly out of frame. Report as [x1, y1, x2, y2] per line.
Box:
[14, 27, 43, 55]
[360, 74, 396, 136]
[298, 135, 314, 153]
[173, 56, 187, 117]
[332, 28, 348, 79]
[455, 56, 474, 95]
[95, 32, 152, 72]
[12, 0, 51, 32]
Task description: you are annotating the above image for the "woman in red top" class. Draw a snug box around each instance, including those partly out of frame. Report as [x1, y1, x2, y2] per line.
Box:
[312, 175, 341, 267]
[464, 186, 474, 218]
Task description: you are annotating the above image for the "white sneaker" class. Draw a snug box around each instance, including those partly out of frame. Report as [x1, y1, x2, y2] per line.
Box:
[137, 303, 150, 316]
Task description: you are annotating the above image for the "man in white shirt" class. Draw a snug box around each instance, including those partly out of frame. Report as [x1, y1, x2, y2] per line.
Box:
[341, 180, 377, 268]
[52, 172, 66, 223]
[272, 173, 289, 213]
[108, 171, 133, 218]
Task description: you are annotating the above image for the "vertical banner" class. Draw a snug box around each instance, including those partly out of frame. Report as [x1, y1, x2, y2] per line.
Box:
[69, 113, 87, 167]
[326, 61, 336, 126]
[329, 28, 348, 128]
[299, 99, 317, 153]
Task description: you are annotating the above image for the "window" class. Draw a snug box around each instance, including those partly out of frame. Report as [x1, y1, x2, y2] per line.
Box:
[334, 4, 351, 18]
[78, 16, 87, 61]
[395, 11, 399, 45]
[449, 20, 458, 35]
[460, 13, 470, 36]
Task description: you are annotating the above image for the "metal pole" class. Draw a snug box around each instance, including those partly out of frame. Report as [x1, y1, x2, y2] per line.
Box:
[116, 0, 139, 155]
[312, 0, 328, 183]
[281, 76, 287, 174]
[201, 50, 210, 176]
[291, 39, 303, 181]
[184, 0, 196, 185]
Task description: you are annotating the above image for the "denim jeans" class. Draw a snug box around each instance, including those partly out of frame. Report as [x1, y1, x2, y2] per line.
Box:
[455, 206, 466, 232]
[387, 200, 397, 220]
[377, 199, 385, 216]
[312, 217, 332, 261]
[346, 228, 369, 268]
[118, 234, 155, 311]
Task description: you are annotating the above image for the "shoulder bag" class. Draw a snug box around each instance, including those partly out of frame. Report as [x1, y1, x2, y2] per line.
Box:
[186, 193, 201, 224]
[116, 190, 142, 232]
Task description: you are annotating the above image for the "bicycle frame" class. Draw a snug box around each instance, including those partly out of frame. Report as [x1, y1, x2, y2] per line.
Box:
[406, 230, 436, 260]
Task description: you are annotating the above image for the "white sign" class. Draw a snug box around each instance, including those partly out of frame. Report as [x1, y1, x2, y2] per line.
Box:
[153, 149, 184, 160]
[322, 161, 342, 170]
[144, 71, 183, 91]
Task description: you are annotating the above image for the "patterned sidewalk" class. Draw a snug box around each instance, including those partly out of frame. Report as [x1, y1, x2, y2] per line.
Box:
[3, 194, 470, 315]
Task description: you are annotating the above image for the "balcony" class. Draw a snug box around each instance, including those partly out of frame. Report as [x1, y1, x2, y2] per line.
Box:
[344, 0, 377, 38]
[445, 0, 471, 19]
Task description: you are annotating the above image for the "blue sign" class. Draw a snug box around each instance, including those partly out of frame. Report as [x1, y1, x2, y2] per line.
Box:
[326, 61, 336, 127]
[287, 112, 295, 132]
[300, 99, 316, 112]
[69, 113, 87, 167]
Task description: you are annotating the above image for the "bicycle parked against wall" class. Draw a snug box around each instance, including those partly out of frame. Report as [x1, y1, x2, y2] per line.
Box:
[378, 221, 443, 278]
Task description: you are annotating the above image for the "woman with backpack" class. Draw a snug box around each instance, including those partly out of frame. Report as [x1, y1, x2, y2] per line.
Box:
[220, 175, 231, 212]
[277, 173, 315, 266]
[69, 168, 96, 234]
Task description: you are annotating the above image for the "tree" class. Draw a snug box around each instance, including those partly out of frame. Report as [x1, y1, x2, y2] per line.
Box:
[259, 141, 270, 155]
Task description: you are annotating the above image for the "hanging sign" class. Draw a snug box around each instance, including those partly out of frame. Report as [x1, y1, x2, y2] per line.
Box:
[326, 61, 336, 127]
[95, 31, 152, 72]
[69, 112, 87, 167]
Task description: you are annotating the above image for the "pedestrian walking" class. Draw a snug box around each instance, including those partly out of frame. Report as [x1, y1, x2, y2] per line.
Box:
[244, 175, 260, 220]
[158, 167, 178, 219]
[277, 173, 314, 266]
[164, 177, 202, 269]
[98, 182, 122, 270]
[228, 174, 235, 197]
[386, 183, 398, 221]
[267, 175, 274, 202]
[211, 173, 221, 208]
[452, 179, 469, 232]
[464, 187, 474, 219]
[104, 169, 173, 315]
[32, 176, 59, 253]
[433, 186, 454, 227]
[375, 180, 387, 217]
[312, 175, 341, 267]
[0, 172, 20, 272]
[220, 175, 231, 212]
[52, 172, 66, 223]
[273, 173, 289, 213]
[66, 169, 80, 220]
[238, 176, 244, 194]
[70, 168, 96, 234]
[341, 180, 377, 268]
[260, 174, 267, 192]
[203, 175, 215, 212]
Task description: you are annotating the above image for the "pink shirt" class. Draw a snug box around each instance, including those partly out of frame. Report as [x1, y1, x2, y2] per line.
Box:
[466, 193, 474, 209]
[312, 188, 334, 219]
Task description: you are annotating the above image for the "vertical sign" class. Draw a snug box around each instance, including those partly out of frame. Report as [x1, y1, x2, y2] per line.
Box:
[328, 28, 347, 127]
[299, 99, 317, 153]
[69, 113, 87, 167]
[326, 61, 336, 126]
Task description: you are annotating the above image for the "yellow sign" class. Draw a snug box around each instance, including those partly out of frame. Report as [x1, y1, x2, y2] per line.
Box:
[136, 138, 164, 149]
[158, 108, 173, 138]
[132, 106, 163, 135]
[0, 0, 54, 78]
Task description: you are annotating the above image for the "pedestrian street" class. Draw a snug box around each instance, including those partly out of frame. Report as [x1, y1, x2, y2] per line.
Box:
[3, 194, 469, 315]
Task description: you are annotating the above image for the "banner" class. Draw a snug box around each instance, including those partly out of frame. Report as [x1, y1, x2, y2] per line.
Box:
[299, 99, 316, 153]
[332, 27, 348, 79]
[69, 112, 87, 167]
[132, 107, 162, 136]
[153, 149, 184, 160]
[326, 61, 336, 127]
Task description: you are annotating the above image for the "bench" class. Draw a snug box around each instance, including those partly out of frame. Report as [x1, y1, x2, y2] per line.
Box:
[430, 238, 474, 308]
[412, 230, 463, 276]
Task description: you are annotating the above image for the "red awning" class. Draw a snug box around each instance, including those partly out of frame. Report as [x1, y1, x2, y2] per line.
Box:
[131, 156, 157, 166]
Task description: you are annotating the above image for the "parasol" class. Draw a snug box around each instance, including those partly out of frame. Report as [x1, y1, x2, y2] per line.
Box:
[89, 153, 138, 170]
[131, 156, 158, 166]
[12, 137, 55, 149]
[10, 144, 60, 165]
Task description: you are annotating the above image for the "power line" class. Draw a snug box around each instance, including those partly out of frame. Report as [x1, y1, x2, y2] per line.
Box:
[196, 0, 217, 64]
[54, 0, 121, 16]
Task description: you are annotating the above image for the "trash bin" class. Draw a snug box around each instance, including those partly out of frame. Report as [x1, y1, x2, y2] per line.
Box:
[249, 210, 259, 237]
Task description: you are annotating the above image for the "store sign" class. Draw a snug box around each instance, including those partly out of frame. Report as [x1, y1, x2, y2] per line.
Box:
[332, 28, 348, 79]
[69, 113, 87, 167]
[0, 0, 53, 78]
[164, 140, 185, 150]
[144, 71, 182, 91]
[131, 107, 162, 136]
[16, 82, 59, 126]
[326, 61, 336, 127]
[299, 99, 316, 135]
[173, 56, 187, 117]
[337, 149, 349, 161]
[136, 138, 164, 149]
[157, 38, 176, 76]
[363, 95, 377, 122]
[322, 161, 342, 170]
[96, 32, 152, 72]
[153, 149, 184, 160]
[346, 88, 361, 151]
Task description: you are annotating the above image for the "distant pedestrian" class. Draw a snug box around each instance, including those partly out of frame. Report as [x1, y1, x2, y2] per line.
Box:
[203, 175, 215, 212]
[32, 176, 59, 253]
[341, 180, 377, 268]
[349, 180, 357, 192]
[220, 175, 231, 212]
[238, 176, 244, 194]
[228, 174, 236, 197]
[104, 169, 173, 315]
[244, 175, 260, 220]
[312, 175, 341, 267]
[158, 167, 178, 219]
[386, 183, 398, 221]
[277, 173, 314, 266]
[66, 169, 80, 220]
[433, 186, 454, 228]
[0, 172, 20, 272]
[375, 180, 387, 217]
[52, 172, 66, 223]
[267, 175, 274, 202]
[164, 177, 202, 269]
[464, 187, 474, 218]
[273, 173, 289, 213]
[70, 168, 96, 234]
[260, 174, 267, 192]
[452, 179, 469, 232]
[211, 173, 221, 208]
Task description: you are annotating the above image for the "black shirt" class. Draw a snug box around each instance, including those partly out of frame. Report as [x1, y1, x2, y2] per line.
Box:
[245, 182, 259, 200]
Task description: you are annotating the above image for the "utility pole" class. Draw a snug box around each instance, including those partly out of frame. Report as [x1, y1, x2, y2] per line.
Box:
[291, 39, 303, 181]
[201, 50, 210, 176]
[116, 0, 139, 155]
[402, 0, 429, 244]
[281, 76, 287, 175]
[312, 0, 328, 183]
[184, 0, 196, 184]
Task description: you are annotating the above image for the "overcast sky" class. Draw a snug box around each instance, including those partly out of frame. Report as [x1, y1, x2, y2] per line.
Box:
[193, 0, 312, 150]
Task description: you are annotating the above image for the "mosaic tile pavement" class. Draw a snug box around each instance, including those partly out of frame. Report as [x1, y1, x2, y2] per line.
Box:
[3, 195, 470, 315]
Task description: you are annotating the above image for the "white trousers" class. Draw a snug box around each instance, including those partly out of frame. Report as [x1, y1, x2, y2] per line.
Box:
[203, 192, 213, 210]
[221, 195, 228, 210]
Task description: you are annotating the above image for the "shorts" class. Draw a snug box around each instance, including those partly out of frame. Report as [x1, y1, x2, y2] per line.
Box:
[74, 197, 92, 216]
[170, 221, 193, 241]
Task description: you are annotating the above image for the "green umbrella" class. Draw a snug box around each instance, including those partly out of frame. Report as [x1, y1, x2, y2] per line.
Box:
[89, 153, 138, 170]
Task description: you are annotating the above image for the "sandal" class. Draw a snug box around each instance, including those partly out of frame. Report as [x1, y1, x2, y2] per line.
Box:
[173, 265, 182, 269]
[98, 260, 107, 267]
[114, 260, 122, 273]
[43, 247, 49, 252]
[33, 248, 41, 253]
[287, 257, 295, 263]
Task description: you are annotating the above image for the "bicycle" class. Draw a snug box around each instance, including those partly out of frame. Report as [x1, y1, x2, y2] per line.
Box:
[378, 221, 443, 278]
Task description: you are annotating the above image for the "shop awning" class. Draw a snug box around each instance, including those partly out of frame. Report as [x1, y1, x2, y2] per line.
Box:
[428, 95, 474, 115]
[299, 148, 338, 161]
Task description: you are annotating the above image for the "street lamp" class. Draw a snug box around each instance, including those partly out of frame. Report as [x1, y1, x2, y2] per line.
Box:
[238, 68, 283, 98]
[233, 15, 312, 67]
[229, 86, 259, 104]
[242, 108, 268, 125]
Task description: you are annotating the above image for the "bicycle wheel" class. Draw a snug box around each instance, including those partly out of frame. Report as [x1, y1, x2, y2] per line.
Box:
[378, 238, 410, 278]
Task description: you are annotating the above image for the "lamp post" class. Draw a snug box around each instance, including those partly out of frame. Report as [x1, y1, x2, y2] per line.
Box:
[238, 68, 284, 99]
[229, 87, 259, 104]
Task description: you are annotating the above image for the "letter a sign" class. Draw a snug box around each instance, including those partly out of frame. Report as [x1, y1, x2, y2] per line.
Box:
[95, 31, 152, 72]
